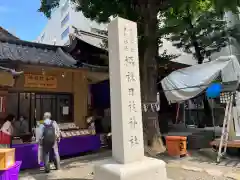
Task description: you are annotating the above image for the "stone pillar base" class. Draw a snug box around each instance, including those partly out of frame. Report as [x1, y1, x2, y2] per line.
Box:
[94, 157, 168, 180]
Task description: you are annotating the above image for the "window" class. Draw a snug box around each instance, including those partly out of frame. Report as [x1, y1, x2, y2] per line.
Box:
[61, 0, 69, 16]
[6, 93, 33, 132]
[61, 27, 69, 39]
[61, 13, 69, 27]
[64, 40, 70, 45]
[34, 94, 73, 123]
[6, 92, 73, 129]
[6, 93, 18, 118]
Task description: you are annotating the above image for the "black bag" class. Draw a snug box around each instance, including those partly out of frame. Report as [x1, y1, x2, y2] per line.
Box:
[42, 121, 56, 151]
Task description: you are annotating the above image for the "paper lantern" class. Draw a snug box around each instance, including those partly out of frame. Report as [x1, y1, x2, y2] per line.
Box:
[206, 83, 222, 98]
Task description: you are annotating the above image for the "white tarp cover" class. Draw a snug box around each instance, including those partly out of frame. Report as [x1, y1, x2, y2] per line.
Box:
[161, 55, 240, 103]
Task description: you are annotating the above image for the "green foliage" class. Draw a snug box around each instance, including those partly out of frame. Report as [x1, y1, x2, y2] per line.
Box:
[39, 0, 240, 65]
[161, 0, 240, 63]
[39, 0, 140, 22]
[39, 0, 168, 61]
[38, 0, 60, 18]
[166, 0, 240, 16]
[162, 11, 227, 60]
[38, 0, 240, 151]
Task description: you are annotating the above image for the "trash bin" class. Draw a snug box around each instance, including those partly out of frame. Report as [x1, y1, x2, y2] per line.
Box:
[165, 136, 187, 157]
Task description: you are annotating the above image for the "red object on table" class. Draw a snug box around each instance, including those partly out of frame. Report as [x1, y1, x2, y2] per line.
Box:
[0, 131, 11, 145]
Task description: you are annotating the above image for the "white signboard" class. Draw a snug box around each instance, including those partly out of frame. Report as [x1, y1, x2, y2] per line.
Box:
[62, 106, 69, 115]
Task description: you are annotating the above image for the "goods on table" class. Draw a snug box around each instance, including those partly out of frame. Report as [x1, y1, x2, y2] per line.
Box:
[58, 123, 79, 130]
[59, 123, 95, 138]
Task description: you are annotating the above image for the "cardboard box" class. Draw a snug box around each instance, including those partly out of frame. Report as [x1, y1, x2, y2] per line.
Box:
[0, 148, 15, 170]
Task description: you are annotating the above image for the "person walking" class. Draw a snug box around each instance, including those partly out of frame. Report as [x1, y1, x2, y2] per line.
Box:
[39, 112, 61, 173]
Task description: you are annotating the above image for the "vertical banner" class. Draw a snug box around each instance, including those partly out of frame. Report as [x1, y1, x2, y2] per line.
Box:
[0, 96, 6, 113]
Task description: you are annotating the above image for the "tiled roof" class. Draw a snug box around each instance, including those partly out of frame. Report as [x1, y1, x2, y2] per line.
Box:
[0, 27, 19, 40]
[0, 27, 77, 67]
[0, 41, 77, 67]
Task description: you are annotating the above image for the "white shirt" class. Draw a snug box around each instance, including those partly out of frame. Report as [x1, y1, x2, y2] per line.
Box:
[1, 121, 13, 135]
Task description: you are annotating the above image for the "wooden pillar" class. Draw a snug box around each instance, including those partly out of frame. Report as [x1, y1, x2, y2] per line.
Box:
[0, 90, 8, 125]
[73, 71, 88, 128]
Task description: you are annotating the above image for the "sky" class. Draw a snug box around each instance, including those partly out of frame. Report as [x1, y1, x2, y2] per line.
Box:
[0, 0, 47, 41]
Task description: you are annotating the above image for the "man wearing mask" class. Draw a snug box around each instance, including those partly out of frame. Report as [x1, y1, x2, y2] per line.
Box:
[14, 115, 28, 136]
[39, 112, 61, 173]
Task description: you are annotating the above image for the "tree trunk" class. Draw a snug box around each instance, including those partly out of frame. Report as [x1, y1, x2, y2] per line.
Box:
[186, 11, 212, 127]
[140, 2, 165, 156]
[192, 39, 204, 64]
[185, 11, 204, 64]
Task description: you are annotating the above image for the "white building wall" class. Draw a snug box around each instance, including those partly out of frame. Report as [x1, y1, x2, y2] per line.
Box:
[159, 11, 240, 66]
[69, 4, 106, 47]
[36, 0, 106, 46]
[210, 11, 240, 61]
[36, 9, 62, 45]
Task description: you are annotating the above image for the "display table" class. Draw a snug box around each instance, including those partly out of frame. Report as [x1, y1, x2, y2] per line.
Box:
[59, 134, 101, 156]
[12, 135, 101, 170]
[12, 143, 39, 170]
[0, 161, 22, 180]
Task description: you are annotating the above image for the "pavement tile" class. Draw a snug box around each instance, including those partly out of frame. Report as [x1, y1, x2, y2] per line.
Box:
[224, 172, 240, 180]
[180, 165, 203, 172]
[205, 169, 223, 177]
[19, 150, 240, 180]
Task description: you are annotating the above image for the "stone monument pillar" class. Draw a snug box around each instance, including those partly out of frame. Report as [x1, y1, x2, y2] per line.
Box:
[94, 17, 168, 180]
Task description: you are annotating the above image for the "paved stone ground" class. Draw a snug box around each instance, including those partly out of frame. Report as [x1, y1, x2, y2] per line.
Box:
[19, 150, 240, 180]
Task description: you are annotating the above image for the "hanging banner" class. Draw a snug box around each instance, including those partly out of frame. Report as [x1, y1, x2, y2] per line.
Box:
[24, 74, 57, 89]
[142, 103, 160, 112]
[0, 96, 6, 113]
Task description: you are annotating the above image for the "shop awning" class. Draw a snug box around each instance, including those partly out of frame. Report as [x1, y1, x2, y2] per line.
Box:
[87, 71, 109, 84]
[161, 55, 240, 103]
